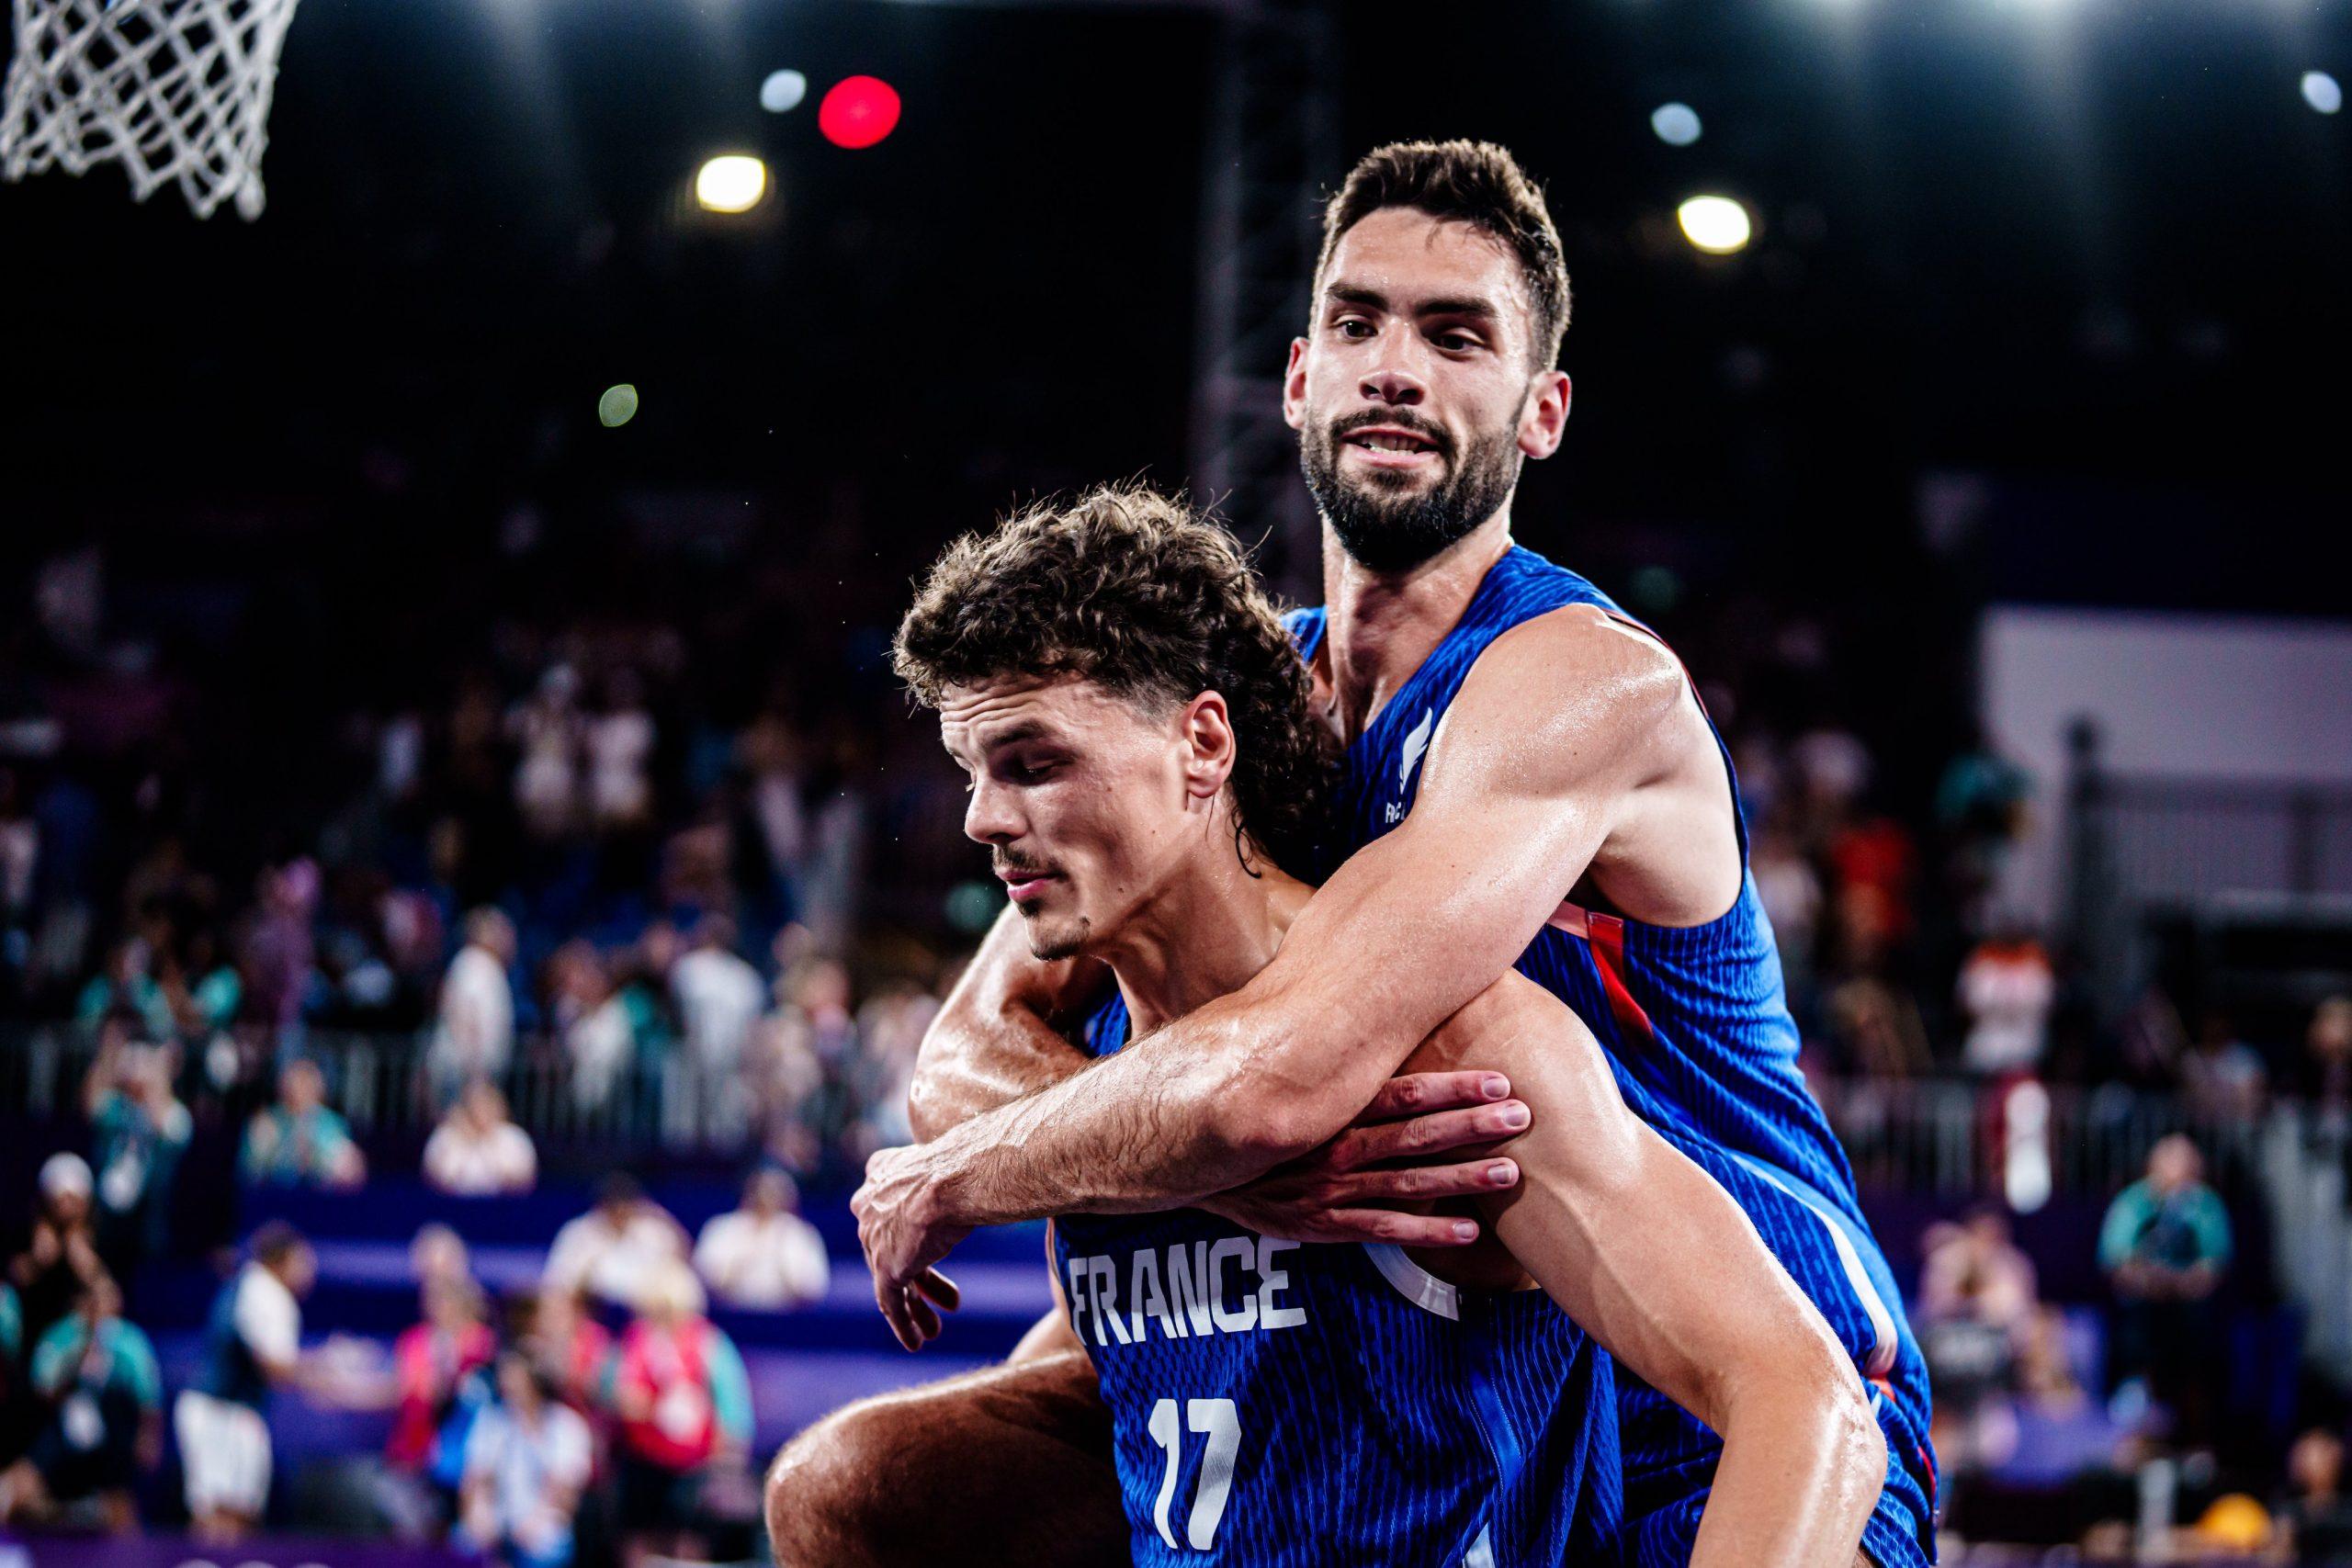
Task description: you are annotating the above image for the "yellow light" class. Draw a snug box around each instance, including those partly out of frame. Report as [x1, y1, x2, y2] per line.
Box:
[1676, 195, 1753, 255]
[695, 154, 768, 214]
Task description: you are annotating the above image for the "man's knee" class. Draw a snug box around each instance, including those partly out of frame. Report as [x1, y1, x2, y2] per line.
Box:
[765, 1396, 904, 1568]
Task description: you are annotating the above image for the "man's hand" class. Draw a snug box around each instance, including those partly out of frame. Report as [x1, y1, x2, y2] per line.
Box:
[853, 1145, 968, 1351]
[1200, 1071, 1527, 1246]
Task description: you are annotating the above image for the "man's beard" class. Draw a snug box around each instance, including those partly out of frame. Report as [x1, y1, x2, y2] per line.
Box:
[1016, 902, 1091, 963]
[1302, 411, 1522, 573]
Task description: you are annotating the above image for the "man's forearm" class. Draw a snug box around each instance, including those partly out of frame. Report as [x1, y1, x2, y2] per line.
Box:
[905, 905, 1106, 1143]
[907, 1006, 1090, 1144]
[918, 1001, 1291, 1229]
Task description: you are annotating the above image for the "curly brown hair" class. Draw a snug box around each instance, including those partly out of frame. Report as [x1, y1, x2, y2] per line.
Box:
[893, 482, 1334, 881]
[1317, 140, 1571, 370]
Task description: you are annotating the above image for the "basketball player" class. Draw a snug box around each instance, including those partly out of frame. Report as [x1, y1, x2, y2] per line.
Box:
[776, 483, 1879, 1566]
[838, 141, 1936, 1566]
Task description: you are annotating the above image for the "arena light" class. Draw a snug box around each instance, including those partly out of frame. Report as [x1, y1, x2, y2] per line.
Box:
[760, 69, 808, 114]
[695, 153, 768, 213]
[1650, 103, 1702, 146]
[598, 384, 639, 427]
[819, 75, 901, 150]
[2305, 71, 2344, 116]
[1676, 195, 1752, 255]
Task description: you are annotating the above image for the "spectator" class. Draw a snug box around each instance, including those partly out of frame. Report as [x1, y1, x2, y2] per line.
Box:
[241, 860, 320, 1047]
[605, 1261, 752, 1568]
[586, 669, 657, 834]
[693, 1168, 830, 1311]
[542, 1174, 689, 1308]
[670, 915, 763, 1141]
[2300, 995, 2352, 1115]
[387, 1275, 496, 1477]
[431, 909, 518, 1101]
[1750, 825, 1825, 1016]
[460, 1350, 595, 1568]
[1920, 1207, 2040, 1337]
[2280, 1427, 2352, 1566]
[240, 1058, 365, 1189]
[509, 665, 585, 841]
[508, 1286, 611, 1416]
[10, 1154, 106, 1350]
[2099, 1134, 2232, 1445]
[0, 1273, 161, 1532]
[173, 1223, 319, 1542]
[548, 941, 634, 1113]
[1956, 925, 2056, 1076]
[412, 1223, 474, 1294]
[83, 1030, 192, 1279]
[1917, 1208, 2039, 1471]
[72, 940, 172, 1040]
[424, 1079, 538, 1195]
[2179, 1010, 2267, 1123]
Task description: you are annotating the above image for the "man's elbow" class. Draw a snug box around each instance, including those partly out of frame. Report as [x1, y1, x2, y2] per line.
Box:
[904, 1070, 956, 1145]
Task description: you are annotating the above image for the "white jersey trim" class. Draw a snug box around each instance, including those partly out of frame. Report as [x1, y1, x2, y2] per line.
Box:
[1363, 1244, 1460, 1321]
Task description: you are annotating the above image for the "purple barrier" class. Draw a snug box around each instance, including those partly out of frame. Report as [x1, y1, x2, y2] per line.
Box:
[0, 1538, 472, 1568]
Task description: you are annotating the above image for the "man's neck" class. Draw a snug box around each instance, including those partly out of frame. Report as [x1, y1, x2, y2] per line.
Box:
[1318, 508, 1514, 743]
[1098, 841, 1312, 1037]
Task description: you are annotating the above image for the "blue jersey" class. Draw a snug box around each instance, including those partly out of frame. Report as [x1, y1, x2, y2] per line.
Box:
[1289, 546, 1937, 1566]
[1056, 995, 1621, 1567]
[194, 1267, 277, 1410]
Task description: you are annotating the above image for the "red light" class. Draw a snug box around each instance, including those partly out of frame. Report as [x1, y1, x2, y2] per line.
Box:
[819, 76, 900, 150]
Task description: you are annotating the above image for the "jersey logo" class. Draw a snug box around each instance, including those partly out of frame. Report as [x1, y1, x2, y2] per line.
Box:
[1398, 707, 1434, 792]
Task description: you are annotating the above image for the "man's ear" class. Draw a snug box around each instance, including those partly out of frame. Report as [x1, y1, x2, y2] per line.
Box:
[1282, 338, 1310, 431]
[1519, 369, 1571, 459]
[1179, 692, 1237, 801]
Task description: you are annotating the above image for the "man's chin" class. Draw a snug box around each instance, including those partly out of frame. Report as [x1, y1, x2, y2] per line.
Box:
[1021, 911, 1092, 964]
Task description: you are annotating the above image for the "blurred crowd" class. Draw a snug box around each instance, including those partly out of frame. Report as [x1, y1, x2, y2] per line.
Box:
[2, 1158, 826, 1562]
[7, 534, 2351, 1562]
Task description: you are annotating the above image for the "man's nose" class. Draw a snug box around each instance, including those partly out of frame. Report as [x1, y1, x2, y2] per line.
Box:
[1359, 361, 1426, 408]
[964, 778, 1022, 845]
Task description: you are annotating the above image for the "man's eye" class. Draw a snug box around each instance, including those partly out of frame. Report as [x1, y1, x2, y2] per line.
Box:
[1010, 761, 1058, 784]
[1335, 319, 1374, 340]
[1436, 332, 1478, 353]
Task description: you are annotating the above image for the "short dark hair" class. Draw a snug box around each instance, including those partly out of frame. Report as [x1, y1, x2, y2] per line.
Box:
[1316, 140, 1571, 369]
[249, 1220, 307, 1268]
[893, 482, 1334, 881]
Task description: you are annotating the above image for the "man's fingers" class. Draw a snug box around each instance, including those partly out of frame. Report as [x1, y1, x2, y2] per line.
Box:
[1337, 1157, 1520, 1203]
[1328, 1100, 1530, 1169]
[1322, 1210, 1483, 1247]
[1354, 1071, 1511, 1127]
[908, 1290, 944, 1345]
[874, 1274, 919, 1351]
[914, 1268, 961, 1313]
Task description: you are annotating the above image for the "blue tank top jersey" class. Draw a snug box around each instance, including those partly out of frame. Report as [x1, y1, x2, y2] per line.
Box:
[195, 1269, 272, 1409]
[1055, 994, 1621, 1568]
[1286, 546, 1937, 1551]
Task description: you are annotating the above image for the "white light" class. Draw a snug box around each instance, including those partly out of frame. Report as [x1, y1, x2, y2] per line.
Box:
[2304, 71, 2343, 116]
[695, 154, 768, 213]
[1650, 103, 1702, 147]
[760, 70, 808, 114]
[598, 384, 639, 427]
[1676, 195, 1752, 255]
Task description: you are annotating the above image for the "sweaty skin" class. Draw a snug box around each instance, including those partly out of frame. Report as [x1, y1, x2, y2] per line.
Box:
[849, 209, 1887, 1565]
[852, 655, 1883, 1568]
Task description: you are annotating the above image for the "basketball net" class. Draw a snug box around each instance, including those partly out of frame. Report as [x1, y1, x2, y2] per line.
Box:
[1, 0, 302, 220]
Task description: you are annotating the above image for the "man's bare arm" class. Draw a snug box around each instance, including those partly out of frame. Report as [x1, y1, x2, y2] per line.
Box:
[1422, 976, 1883, 1568]
[908, 910, 1544, 1255]
[860, 610, 1693, 1230]
[906, 907, 1103, 1144]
